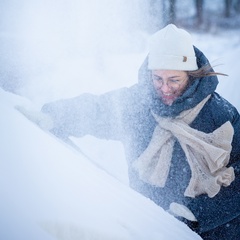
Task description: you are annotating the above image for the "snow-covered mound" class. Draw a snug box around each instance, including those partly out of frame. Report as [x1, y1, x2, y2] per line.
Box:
[0, 88, 201, 239]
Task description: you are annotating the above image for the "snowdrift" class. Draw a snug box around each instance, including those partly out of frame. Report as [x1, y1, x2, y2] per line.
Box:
[0, 88, 201, 239]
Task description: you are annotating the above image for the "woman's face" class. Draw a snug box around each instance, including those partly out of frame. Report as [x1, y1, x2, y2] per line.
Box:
[152, 69, 189, 105]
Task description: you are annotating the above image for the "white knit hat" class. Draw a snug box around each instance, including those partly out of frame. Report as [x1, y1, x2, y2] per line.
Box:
[148, 24, 198, 71]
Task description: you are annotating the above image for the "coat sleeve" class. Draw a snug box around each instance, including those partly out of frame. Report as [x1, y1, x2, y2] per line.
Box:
[41, 86, 135, 140]
[186, 101, 240, 233]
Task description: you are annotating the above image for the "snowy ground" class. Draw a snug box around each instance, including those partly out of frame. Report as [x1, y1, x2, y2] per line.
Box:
[0, 88, 201, 239]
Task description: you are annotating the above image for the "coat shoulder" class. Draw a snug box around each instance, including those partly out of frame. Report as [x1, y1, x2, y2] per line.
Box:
[208, 92, 240, 125]
[192, 92, 240, 133]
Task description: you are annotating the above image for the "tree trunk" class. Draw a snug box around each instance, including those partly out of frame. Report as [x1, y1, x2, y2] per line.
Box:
[169, 0, 176, 24]
[225, 0, 232, 17]
[234, 0, 240, 13]
[149, 0, 163, 31]
[196, 0, 204, 26]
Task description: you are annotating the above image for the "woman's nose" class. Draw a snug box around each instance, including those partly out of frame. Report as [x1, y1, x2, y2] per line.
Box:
[160, 81, 170, 92]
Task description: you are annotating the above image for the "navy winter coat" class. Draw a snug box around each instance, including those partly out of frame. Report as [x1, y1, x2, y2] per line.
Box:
[42, 47, 240, 239]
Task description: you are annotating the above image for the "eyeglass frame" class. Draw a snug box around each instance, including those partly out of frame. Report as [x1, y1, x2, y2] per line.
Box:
[151, 73, 189, 91]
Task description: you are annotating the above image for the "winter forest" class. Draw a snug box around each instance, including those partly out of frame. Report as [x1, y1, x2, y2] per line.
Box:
[1, 0, 240, 101]
[1, 0, 240, 239]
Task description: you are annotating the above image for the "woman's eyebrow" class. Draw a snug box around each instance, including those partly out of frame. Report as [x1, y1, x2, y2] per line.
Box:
[169, 75, 181, 78]
[152, 74, 162, 78]
[152, 74, 182, 79]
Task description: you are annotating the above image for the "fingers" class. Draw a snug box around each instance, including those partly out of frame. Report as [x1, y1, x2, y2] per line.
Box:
[15, 105, 54, 131]
[168, 202, 197, 222]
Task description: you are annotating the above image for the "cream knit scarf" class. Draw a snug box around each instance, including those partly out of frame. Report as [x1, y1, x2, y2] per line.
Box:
[133, 95, 235, 198]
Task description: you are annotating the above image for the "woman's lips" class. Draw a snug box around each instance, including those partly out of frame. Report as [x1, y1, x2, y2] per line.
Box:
[160, 92, 175, 100]
[158, 91, 177, 105]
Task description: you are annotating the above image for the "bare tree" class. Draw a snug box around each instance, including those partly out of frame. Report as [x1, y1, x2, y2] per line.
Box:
[233, 0, 240, 13]
[169, 0, 176, 24]
[148, 0, 163, 31]
[225, 0, 232, 17]
[195, 0, 204, 26]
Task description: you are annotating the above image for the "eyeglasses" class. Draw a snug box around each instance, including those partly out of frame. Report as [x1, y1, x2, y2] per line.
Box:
[152, 74, 188, 91]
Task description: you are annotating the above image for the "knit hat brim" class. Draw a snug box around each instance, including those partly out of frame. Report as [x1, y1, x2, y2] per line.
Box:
[148, 54, 198, 71]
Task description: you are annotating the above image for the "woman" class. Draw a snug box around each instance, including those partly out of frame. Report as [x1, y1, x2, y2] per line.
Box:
[40, 24, 240, 239]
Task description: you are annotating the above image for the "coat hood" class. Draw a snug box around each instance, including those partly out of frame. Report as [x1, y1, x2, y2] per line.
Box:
[138, 46, 219, 117]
